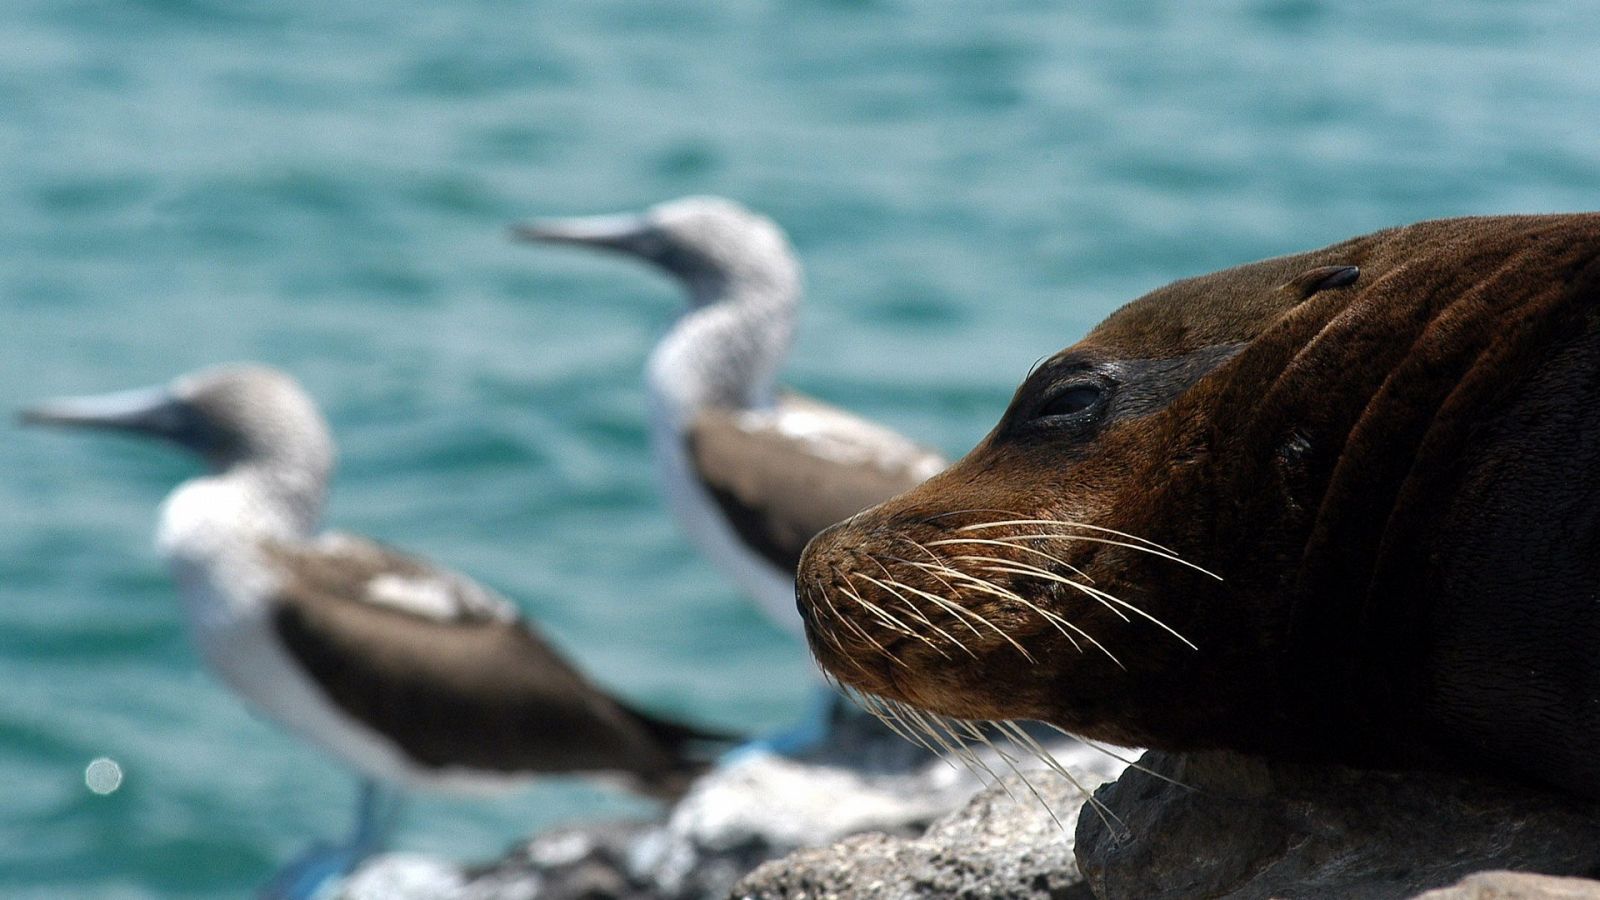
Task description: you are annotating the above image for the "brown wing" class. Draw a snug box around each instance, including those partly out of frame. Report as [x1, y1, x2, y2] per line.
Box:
[262, 536, 700, 782]
[686, 393, 947, 573]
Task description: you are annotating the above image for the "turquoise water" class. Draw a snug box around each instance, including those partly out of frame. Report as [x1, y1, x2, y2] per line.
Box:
[4, 1, 1599, 895]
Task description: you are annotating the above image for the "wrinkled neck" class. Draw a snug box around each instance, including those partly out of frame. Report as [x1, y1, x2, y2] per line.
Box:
[648, 275, 798, 420]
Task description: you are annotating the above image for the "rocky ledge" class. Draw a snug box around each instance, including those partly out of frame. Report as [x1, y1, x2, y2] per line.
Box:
[337, 714, 1120, 900]
[1076, 751, 1600, 899]
[740, 750, 1600, 900]
[341, 713, 1600, 900]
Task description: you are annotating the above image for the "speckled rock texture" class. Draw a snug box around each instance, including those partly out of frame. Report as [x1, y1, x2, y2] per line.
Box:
[1414, 872, 1600, 899]
[338, 713, 1115, 900]
[342, 730, 1600, 900]
[731, 769, 1107, 900]
[1077, 751, 1600, 900]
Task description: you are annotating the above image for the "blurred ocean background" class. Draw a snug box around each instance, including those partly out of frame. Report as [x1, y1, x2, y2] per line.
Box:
[3, 0, 1598, 896]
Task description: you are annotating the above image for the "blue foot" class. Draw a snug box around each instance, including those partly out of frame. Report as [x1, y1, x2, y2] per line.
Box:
[257, 840, 377, 900]
[721, 686, 840, 761]
[257, 780, 402, 900]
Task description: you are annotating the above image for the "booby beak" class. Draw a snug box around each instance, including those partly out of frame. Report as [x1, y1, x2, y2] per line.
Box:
[19, 384, 185, 440]
[509, 212, 654, 255]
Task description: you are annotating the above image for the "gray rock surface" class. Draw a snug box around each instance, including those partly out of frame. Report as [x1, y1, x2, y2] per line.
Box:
[1076, 751, 1600, 900]
[732, 769, 1110, 900]
[342, 722, 1600, 900]
[1415, 872, 1600, 899]
[338, 712, 1117, 900]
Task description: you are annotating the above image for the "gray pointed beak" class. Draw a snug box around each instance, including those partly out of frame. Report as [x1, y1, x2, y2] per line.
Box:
[19, 384, 185, 439]
[509, 212, 652, 253]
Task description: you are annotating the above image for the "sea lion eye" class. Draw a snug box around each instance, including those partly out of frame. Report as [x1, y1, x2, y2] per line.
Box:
[1288, 264, 1360, 298]
[1034, 383, 1105, 422]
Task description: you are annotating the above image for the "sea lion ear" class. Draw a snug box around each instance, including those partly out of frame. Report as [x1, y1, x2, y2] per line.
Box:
[1285, 264, 1360, 299]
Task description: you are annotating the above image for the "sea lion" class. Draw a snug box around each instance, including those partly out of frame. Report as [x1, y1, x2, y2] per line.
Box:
[796, 213, 1600, 798]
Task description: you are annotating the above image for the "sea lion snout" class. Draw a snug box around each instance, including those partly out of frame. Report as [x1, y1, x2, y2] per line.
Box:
[796, 476, 1138, 725]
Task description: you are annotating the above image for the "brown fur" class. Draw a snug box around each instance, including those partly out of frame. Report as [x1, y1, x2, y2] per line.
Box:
[798, 213, 1600, 797]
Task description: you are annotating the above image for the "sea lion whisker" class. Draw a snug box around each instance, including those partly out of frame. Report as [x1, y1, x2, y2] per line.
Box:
[1088, 745, 1192, 794]
[959, 553, 1127, 622]
[888, 551, 992, 607]
[842, 600, 916, 661]
[1035, 723, 1194, 792]
[905, 557, 1033, 605]
[859, 563, 941, 630]
[952, 518, 1174, 554]
[889, 570, 1036, 662]
[923, 507, 1035, 525]
[860, 693, 954, 765]
[861, 556, 976, 656]
[880, 550, 988, 646]
[954, 550, 1198, 649]
[949, 558, 1106, 657]
[854, 570, 980, 660]
[932, 534, 1224, 582]
[953, 718, 1064, 830]
[886, 534, 958, 572]
[864, 573, 972, 659]
[841, 585, 927, 643]
[860, 571, 1036, 663]
[911, 707, 1012, 797]
[974, 557, 1199, 652]
[875, 698, 959, 765]
[810, 583, 889, 679]
[809, 581, 874, 662]
[875, 549, 972, 611]
[833, 571, 952, 663]
[885, 699, 992, 784]
[949, 552, 1145, 649]
[831, 569, 916, 636]
[804, 587, 856, 665]
[957, 561, 1127, 667]
[832, 597, 910, 669]
[908, 561, 1059, 624]
[915, 544, 1190, 656]
[802, 582, 855, 658]
[938, 535, 1096, 582]
[856, 696, 934, 759]
[994, 720, 1126, 839]
[910, 563, 1059, 635]
[846, 597, 916, 638]
[994, 720, 1105, 806]
[994, 720, 1083, 789]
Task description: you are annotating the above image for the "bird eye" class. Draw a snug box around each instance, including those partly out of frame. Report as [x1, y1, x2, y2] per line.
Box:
[1034, 383, 1105, 421]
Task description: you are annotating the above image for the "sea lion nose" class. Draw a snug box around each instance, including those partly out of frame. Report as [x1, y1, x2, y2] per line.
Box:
[794, 524, 844, 630]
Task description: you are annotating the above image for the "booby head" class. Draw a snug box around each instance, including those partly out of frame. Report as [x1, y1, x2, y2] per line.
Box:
[512, 195, 800, 306]
[21, 364, 335, 478]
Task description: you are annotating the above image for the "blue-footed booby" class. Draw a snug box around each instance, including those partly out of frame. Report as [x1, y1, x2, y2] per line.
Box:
[21, 364, 729, 898]
[512, 197, 947, 640]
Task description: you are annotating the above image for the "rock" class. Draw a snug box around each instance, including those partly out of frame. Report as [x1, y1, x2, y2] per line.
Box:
[1076, 751, 1600, 900]
[342, 733, 1600, 900]
[1415, 872, 1600, 899]
[733, 768, 1111, 900]
[337, 711, 1119, 900]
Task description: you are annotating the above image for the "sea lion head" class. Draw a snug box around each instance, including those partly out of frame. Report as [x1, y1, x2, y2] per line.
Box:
[797, 213, 1600, 761]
